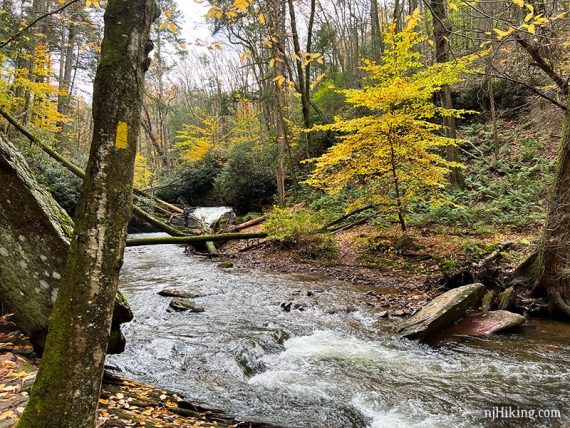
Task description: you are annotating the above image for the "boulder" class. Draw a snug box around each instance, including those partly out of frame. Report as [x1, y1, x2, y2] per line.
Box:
[0, 136, 131, 354]
[168, 297, 205, 313]
[443, 310, 526, 337]
[481, 290, 495, 312]
[399, 283, 485, 340]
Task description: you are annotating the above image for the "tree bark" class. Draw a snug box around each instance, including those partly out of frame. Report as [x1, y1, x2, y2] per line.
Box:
[429, 0, 464, 189]
[17, 0, 159, 426]
[287, 0, 312, 156]
[534, 94, 570, 318]
[370, 0, 382, 61]
[269, 0, 288, 207]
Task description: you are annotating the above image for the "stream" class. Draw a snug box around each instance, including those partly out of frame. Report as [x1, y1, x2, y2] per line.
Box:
[108, 235, 570, 427]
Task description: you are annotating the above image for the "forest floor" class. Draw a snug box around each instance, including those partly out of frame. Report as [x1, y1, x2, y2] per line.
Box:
[0, 316, 268, 428]
[221, 222, 536, 317]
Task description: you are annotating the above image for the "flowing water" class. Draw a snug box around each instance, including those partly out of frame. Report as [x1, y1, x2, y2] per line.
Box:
[192, 207, 233, 225]
[108, 236, 570, 428]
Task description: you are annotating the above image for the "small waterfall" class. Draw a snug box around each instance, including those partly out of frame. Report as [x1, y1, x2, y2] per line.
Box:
[192, 206, 233, 226]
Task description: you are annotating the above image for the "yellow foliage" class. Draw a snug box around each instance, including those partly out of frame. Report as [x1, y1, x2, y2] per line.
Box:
[174, 99, 264, 165]
[0, 45, 66, 135]
[133, 153, 153, 189]
[305, 10, 475, 228]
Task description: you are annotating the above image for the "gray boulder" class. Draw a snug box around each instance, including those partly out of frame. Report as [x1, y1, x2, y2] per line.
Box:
[168, 297, 205, 313]
[399, 283, 485, 340]
[0, 136, 131, 354]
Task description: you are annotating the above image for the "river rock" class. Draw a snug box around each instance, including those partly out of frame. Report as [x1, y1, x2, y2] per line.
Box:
[158, 288, 197, 299]
[168, 297, 205, 313]
[444, 310, 526, 337]
[399, 283, 485, 340]
[218, 261, 234, 269]
[497, 286, 516, 311]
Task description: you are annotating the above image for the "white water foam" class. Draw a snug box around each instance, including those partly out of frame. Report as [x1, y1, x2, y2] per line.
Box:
[192, 206, 233, 225]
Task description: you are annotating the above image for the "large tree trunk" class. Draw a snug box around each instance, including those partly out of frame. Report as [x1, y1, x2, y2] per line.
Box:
[535, 94, 570, 318]
[0, 135, 131, 355]
[269, 0, 289, 207]
[17, 0, 158, 426]
[429, 0, 464, 189]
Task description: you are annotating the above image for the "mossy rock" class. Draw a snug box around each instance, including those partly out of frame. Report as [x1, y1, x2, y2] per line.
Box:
[0, 136, 131, 354]
[399, 283, 485, 340]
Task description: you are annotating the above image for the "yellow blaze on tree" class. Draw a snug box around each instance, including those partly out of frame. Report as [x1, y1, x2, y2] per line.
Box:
[306, 10, 475, 233]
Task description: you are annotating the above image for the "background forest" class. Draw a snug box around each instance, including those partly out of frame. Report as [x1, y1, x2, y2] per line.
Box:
[0, 0, 568, 263]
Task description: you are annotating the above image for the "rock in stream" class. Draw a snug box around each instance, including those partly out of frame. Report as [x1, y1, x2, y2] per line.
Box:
[399, 283, 485, 340]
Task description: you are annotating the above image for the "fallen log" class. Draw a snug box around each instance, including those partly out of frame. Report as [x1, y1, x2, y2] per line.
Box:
[206, 241, 220, 257]
[227, 216, 267, 232]
[0, 106, 184, 236]
[0, 135, 131, 355]
[126, 232, 268, 247]
[321, 204, 379, 231]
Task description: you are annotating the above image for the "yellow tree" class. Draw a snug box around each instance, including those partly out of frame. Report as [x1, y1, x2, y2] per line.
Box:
[174, 98, 264, 164]
[306, 10, 475, 233]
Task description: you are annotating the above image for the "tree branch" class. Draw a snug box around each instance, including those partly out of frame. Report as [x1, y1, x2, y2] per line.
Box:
[0, 0, 82, 50]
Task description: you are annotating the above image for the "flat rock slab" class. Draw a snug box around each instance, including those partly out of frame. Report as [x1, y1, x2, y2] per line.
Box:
[444, 310, 526, 337]
[399, 283, 485, 340]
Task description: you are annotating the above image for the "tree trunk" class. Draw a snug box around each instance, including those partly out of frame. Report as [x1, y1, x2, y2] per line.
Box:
[370, 0, 382, 61]
[430, 0, 464, 189]
[269, 0, 289, 207]
[535, 94, 570, 318]
[287, 0, 312, 156]
[17, 0, 159, 426]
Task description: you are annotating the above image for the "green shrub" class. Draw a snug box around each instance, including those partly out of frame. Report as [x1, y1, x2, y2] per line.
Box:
[265, 206, 339, 262]
[214, 141, 277, 213]
[156, 154, 222, 206]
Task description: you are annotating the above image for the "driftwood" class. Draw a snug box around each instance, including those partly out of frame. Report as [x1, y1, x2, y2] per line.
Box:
[126, 232, 268, 247]
[227, 216, 267, 232]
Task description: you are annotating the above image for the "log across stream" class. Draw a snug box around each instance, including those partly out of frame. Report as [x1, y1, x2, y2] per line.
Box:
[108, 235, 570, 428]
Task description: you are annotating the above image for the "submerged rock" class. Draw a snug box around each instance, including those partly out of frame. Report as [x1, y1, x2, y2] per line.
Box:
[158, 288, 198, 299]
[168, 297, 205, 313]
[444, 310, 525, 337]
[218, 261, 234, 269]
[399, 283, 485, 340]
